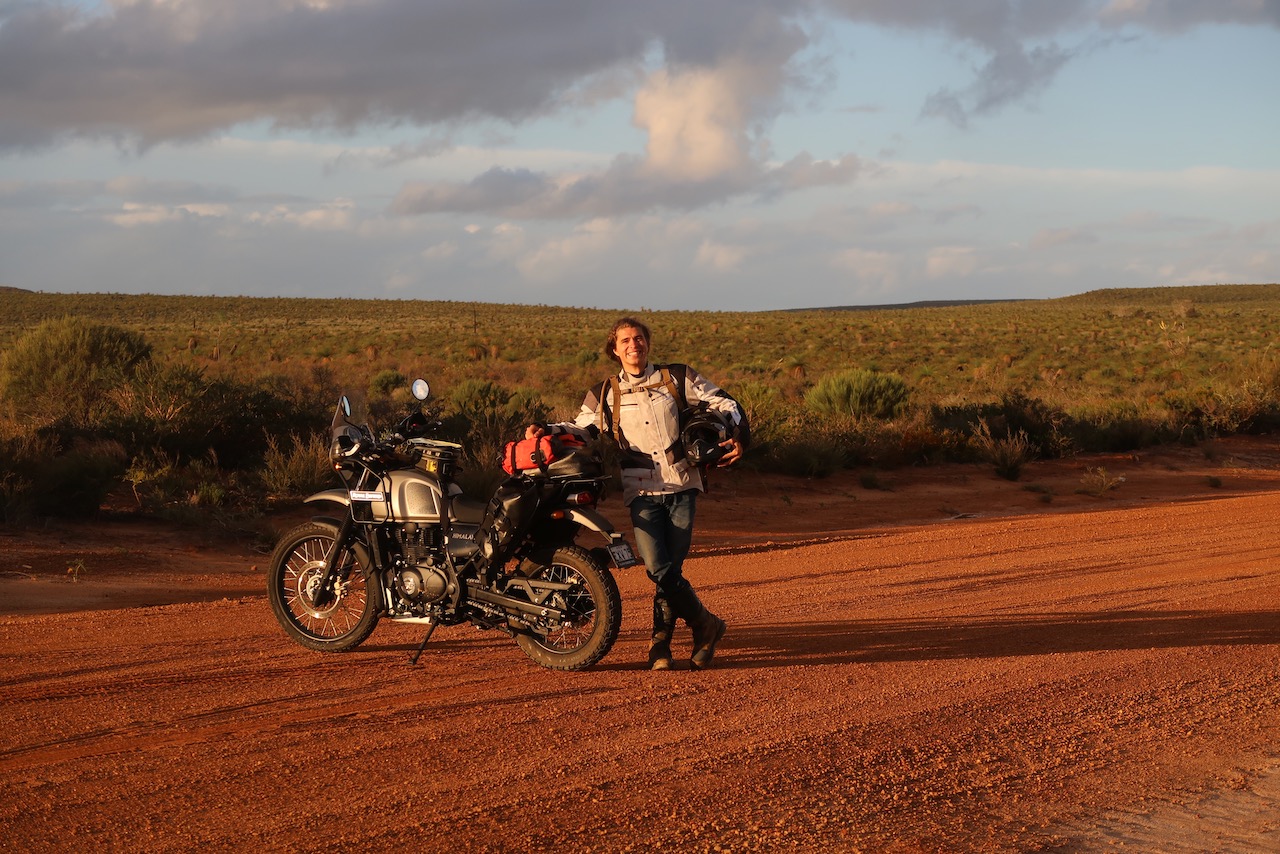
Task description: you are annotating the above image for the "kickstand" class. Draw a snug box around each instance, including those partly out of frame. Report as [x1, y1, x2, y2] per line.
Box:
[408, 620, 437, 665]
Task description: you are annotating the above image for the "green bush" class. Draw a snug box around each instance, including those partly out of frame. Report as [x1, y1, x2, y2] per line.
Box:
[1066, 401, 1166, 452]
[748, 411, 855, 477]
[197, 375, 332, 470]
[0, 327, 337, 522]
[446, 379, 551, 471]
[726, 381, 788, 450]
[1, 316, 152, 427]
[805, 369, 910, 420]
[931, 391, 1073, 461]
[369, 369, 407, 399]
[123, 448, 264, 526]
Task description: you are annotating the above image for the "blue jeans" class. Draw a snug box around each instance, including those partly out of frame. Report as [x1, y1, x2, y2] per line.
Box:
[630, 490, 697, 593]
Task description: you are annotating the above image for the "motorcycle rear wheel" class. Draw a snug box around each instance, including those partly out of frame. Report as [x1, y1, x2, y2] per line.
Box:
[267, 521, 379, 652]
[513, 545, 622, 671]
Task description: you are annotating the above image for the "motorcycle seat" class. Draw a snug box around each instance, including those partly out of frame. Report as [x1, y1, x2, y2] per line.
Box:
[451, 495, 487, 526]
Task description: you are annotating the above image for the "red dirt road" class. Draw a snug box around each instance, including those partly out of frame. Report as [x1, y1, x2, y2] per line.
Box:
[2, 438, 1280, 851]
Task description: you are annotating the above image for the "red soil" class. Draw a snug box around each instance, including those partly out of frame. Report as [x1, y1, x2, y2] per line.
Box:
[2, 435, 1279, 851]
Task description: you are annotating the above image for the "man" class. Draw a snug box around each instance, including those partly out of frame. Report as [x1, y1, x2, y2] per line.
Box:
[525, 317, 746, 671]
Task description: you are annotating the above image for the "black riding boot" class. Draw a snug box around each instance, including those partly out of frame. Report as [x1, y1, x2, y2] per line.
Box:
[667, 582, 726, 671]
[648, 592, 676, 671]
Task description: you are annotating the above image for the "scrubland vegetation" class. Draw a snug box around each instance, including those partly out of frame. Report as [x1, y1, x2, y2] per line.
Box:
[2, 285, 1278, 526]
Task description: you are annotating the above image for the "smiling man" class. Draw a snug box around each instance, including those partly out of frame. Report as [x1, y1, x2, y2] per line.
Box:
[526, 317, 746, 671]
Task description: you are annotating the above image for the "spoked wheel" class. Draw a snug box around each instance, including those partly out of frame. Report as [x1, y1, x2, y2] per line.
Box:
[267, 521, 379, 652]
[513, 545, 622, 671]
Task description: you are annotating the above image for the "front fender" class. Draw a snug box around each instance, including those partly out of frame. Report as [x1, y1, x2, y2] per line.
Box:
[302, 516, 378, 586]
[304, 488, 350, 508]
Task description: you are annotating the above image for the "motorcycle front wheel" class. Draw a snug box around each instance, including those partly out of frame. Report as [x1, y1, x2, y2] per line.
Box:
[267, 521, 380, 652]
[513, 545, 622, 671]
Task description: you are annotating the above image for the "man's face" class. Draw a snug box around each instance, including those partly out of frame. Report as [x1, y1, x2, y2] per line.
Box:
[613, 326, 649, 374]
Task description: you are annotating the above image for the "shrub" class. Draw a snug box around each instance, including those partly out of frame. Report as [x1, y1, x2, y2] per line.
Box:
[895, 410, 971, 465]
[368, 369, 407, 399]
[972, 419, 1037, 481]
[1, 316, 152, 427]
[30, 438, 128, 518]
[260, 433, 336, 498]
[109, 362, 214, 460]
[805, 369, 910, 420]
[199, 375, 332, 470]
[0, 419, 59, 522]
[761, 437, 849, 478]
[446, 380, 551, 472]
[993, 389, 1071, 459]
[366, 369, 412, 425]
[748, 411, 862, 476]
[0, 415, 127, 520]
[1078, 466, 1125, 496]
[1066, 401, 1166, 452]
[731, 381, 789, 451]
[932, 390, 1071, 459]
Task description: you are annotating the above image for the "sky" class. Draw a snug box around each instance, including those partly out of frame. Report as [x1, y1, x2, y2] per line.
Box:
[1, 0, 1277, 312]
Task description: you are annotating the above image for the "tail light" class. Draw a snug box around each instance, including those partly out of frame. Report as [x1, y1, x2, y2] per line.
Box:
[566, 491, 596, 506]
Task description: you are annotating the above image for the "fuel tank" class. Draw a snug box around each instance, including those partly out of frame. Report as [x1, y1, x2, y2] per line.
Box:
[357, 468, 451, 523]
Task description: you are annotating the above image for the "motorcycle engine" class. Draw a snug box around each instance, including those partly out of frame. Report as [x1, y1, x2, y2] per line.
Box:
[395, 522, 450, 603]
[396, 563, 449, 603]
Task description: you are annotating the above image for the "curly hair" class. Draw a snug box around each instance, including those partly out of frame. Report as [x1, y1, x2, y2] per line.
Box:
[603, 316, 651, 364]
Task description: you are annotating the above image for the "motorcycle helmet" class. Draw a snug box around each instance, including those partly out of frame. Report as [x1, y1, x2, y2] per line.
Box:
[681, 409, 731, 467]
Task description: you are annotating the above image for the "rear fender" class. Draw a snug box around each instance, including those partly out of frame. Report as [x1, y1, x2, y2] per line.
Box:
[564, 507, 616, 540]
[564, 507, 638, 569]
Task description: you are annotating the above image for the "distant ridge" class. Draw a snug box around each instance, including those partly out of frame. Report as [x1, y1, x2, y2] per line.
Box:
[0, 285, 33, 294]
[786, 298, 1024, 312]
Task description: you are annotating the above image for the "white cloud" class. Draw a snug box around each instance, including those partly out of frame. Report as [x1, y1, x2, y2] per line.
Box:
[926, 246, 979, 279]
[246, 199, 354, 230]
[694, 238, 748, 272]
[107, 201, 229, 227]
[869, 201, 916, 219]
[633, 66, 751, 183]
[516, 218, 622, 281]
[1029, 227, 1098, 250]
[420, 241, 457, 261]
[831, 248, 900, 288]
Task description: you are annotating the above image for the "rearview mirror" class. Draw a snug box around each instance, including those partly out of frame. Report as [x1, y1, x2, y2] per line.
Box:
[411, 379, 430, 401]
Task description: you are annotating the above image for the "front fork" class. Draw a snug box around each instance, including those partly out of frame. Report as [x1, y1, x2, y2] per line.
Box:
[312, 514, 357, 608]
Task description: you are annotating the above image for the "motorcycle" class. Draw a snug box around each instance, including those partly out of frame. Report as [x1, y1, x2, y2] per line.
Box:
[266, 379, 638, 671]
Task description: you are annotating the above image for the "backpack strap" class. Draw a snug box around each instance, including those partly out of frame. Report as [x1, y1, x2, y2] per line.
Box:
[610, 376, 622, 443]
[595, 376, 623, 444]
[597, 365, 688, 447]
[659, 363, 689, 412]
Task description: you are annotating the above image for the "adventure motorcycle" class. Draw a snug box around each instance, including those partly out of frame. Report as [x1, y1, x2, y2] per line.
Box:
[266, 379, 638, 671]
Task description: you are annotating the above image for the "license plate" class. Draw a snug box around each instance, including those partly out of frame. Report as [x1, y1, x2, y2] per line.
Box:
[607, 539, 638, 568]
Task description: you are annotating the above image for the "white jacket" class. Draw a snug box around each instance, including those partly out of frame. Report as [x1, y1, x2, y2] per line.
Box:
[547, 363, 744, 505]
